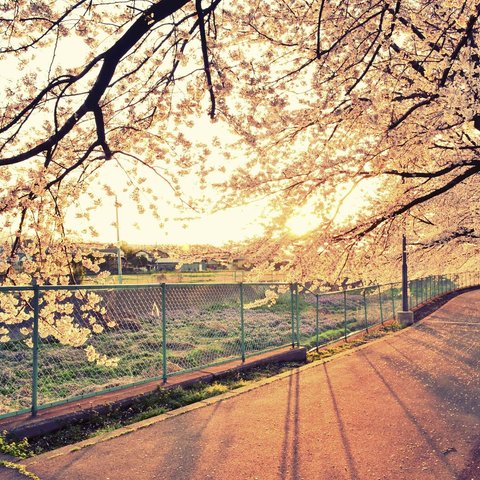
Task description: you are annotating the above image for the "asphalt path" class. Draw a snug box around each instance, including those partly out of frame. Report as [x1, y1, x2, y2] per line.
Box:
[1, 290, 479, 480]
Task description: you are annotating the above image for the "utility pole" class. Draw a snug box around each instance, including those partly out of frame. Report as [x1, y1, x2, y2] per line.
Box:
[398, 233, 414, 326]
[401, 233, 408, 311]
[115, 195, 123, 284]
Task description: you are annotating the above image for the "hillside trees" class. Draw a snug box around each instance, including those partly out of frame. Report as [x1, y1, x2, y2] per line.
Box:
[0, 0, 479, 286]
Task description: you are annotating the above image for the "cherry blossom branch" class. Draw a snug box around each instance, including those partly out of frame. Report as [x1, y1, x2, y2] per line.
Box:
[0, 0, 91, 53]
[0, 0, 192, 167]
[339, 163, 480, 240]
[195, 0, 215, 118]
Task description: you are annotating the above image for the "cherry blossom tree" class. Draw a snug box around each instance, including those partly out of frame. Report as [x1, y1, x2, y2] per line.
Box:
[1, 0, 479, 358]
[1, 0, 479, 286]
[216, 0, 480, 282]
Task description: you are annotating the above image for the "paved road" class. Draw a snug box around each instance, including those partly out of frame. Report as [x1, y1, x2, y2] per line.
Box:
[2, 290, 479, 480]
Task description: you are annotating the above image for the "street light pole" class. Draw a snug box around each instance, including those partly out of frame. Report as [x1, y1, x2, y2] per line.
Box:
[401, 233, 408, 311]
[397, 233, 414, 326]
[115, 195, 123, 284]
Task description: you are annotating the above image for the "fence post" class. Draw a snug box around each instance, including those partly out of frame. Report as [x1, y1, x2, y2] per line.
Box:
[290, 284, 295, 348]
[295, 283, 300, 347]
[240, 283, 245, 362]
[31, 281, 40, 417]
[363, 289, 369, 333]
[315, 294, 319, 351]
[378, 285, 384, 325]
[343, 289, 348, 341]
[161, 283, 167, 383]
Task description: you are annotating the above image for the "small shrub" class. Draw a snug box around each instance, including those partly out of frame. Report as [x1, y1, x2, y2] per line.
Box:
[0, 431, 32, 459]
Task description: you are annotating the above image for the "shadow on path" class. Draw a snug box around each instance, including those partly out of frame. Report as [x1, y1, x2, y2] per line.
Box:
[381, 336, 480, 417]
[360, 350, 458, 477]
[278, 372, 301, 480]
[392, 327, 478, 371]
[323, 363, 358, 480]
[457, 436, 480, 480]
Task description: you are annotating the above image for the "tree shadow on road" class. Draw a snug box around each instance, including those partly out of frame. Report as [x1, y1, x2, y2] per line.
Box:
[279, 372, 301, 480]
[380, 335, 480, 418]
[457, 436, 480, 480]
[359, 350, 459, 477]
[392, 326, 479, 372]
[322, 363, 359, 480]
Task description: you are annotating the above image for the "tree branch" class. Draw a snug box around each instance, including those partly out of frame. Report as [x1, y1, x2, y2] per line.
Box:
[195, 0, 216, 118]
[338, 163, 480, 239]
[0, 0, 191, 167]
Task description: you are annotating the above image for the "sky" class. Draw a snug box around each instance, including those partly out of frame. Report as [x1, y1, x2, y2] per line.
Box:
[67, 189, 268, 246]
[64, 156, 371, 247]
[1, 4, 374, 249]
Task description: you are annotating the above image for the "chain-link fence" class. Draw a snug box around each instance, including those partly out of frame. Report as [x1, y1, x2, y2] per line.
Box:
[298, 271, 480, 350]
[82, 270, 286, 285]
[1, 271, 479, 419]
[0, 282, 297, 419]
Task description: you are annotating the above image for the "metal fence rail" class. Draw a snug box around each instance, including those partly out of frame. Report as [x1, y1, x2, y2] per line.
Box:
[0, 271, 478, 419]
[298, 271, 480, 349]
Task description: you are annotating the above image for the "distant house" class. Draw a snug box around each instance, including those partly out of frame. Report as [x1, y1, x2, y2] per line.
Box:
[152, 249, 169, 259]
[204, 259, 227, 271]
[98, 247, 124, 273]
[99, 247, 125, 258]
[180, 261, 206, 273]
[153, 258, 179, 272]
[131, 250, 154, 271]
[134, 250, 153, 262]
[153, 259, 212, 272]
[232, 258, 249, 270]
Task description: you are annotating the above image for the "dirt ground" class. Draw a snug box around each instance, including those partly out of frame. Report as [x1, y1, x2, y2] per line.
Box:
[1, 290, 479, 480]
